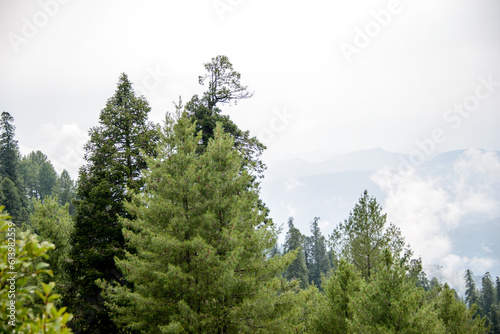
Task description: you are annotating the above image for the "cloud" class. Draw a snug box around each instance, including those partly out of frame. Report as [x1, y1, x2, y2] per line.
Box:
[283, 177, 305, 191]
[37, 123, 88, 179]
[372, 149, 500, 293]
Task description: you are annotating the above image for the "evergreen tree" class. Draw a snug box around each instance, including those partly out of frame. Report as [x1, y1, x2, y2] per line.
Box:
[482, 272, 496, 332]
[1, 177, 22, 226]
[435, 283, 488, 334]
[465, 270, 480, 310]
[51, 169, 76, 215]
[185, 55, 265, 177]
[67, 73, 157, 333]
[0, 112, 21, 183]
[348, 250, 444, 333]
[497, 277, 500, 305]
[307, 217, 331, 287]
[330, 190, 407, 279]
[283, 217, 309, 288]
[100, 115, 299, 333]
[0, 112, 28, 222]
[312, 259, 362, 334]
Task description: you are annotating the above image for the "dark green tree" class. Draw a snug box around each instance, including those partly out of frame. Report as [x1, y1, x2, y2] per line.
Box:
[1, 177, 22, 225]
[67, 73, 157, 333]
[0, 112, 28, 222]
[51, 169, 76, 215]
[185, 55, 265, 177]
[465, 270, 480, 310]
[330, 190, 407, 279]
[100, 115, 300, 333]
[482, 272, 496, 331]
[311, 259, 362, 334]
[283, 217, 309, 288]
[0, 112, 21, 183]
[306, 217, 331, 287]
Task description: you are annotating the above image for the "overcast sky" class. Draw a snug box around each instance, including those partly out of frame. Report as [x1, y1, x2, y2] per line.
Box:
[1, 0, 499, 177]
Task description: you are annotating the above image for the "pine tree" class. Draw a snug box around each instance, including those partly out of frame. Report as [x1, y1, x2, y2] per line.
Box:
[1, 177, 22, 224]
[435, 283, 488, 333]
[312, 259, 362, 334]
[67, 73, 157, 333]
[185, 55, 265, 177]
[0, 112, 21, 183]
[0, 112, 28, 223]
[348, 250, 444, 333]
[330, 190, 407, 279]
[51, 169, 76, 215]
[100, 115, 299, 333]
[307, 217, 331, 287]
[283, 217, 309, 288]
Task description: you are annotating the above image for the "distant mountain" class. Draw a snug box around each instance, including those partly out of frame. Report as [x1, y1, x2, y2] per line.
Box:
[264, 148, 407, 180]
[260, 148, 500, 290]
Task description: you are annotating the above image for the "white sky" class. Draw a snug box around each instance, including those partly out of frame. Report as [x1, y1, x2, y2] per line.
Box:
[1, 0, 499, 177]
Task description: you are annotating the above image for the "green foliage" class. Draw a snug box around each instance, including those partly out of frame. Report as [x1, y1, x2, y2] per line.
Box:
[198, 55, 253, 110]
[305, 217, 331, 288]
[435, 283, 488, 334]
[0, 112, 21, 184]
[185, 55, 265, 177]
[68, 73, 157, 333]
[100, 114, 300, 333]
[29, 196, 74, 285]
[330, 189, 408, 279]
[348, 250, 444, 333]
[0, 207, 73, 333]
[1, 177, 22, 226]
[311, 259, 362, 334]
[19, 150, 58, 201]
[51, 170, 76, 215]
[283, 217, 309, 289]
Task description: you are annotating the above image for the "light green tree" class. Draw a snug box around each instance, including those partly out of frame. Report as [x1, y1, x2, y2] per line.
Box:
[348, 250, 444, 333]
[434, 283, 488, 334]
[330, 190, 407, 279]
[29, 196, 74, 287]
[100, 114, 300, 333]
[0, 207, 73, 333]
[311, 259, 362, 334]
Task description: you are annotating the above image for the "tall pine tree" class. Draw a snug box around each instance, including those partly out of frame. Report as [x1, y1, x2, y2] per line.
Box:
[283, 217, 309, 288]
[100, 114, 299, 333]
[306, 217, 331, 287]
[0, 112, 28, 223]
[67, 73, 157, 333]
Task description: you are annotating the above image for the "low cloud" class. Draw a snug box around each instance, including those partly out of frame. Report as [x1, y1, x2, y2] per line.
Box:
[372, 149, 500, 293]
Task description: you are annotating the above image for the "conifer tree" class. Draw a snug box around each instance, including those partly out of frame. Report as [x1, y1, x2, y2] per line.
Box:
[67, 73, 157, 333]
[306, 217, 331, 287]
[312, 259, 362, 334]
[330, 190, 407, 279]
[51, 170, 76, 215]
[185, 55, 265, 177]
[348, 250, 444, 333]
[1, 177, 22, 225]
[435, 283, 487, 333]
[0, 112, 28, 223]
[100, 114, 299, 333]
[0, 112, 21, 184]
[283, 217, 309, 288]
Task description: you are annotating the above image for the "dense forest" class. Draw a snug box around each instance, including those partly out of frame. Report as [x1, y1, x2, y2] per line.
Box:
[1, 56, 499, 333]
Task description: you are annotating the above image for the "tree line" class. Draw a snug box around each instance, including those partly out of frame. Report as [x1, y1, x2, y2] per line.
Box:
[1, 55, 499, 333]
